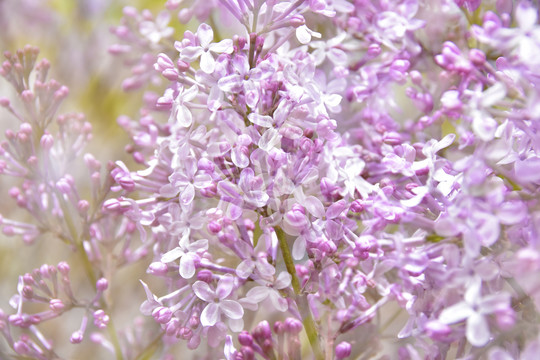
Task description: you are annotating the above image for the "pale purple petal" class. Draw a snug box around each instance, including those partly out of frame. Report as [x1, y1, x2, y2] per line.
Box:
[515, 156, 540, 183]
[219, 300, 244, 319]
[228, 318, 244, 332]
[200, 51, 215, 73]
[248, 113, 273, 127]
[497, 201, 527, 225]
[209, 39, 234, 54]
[269, 290, 288, 312]
[176, 105, 193, 127]
[245, 286, 270, 303]
[216, 274, 235, 299]
[327, 48, 348, 65]
[197, 23, 214, 48]
[439, 301, 474, 324]
[236, 259, 255, 279]
[161, 247, 184, 263]
[466, 312, 490, 347]
[181, 46, 204, 62]
[188, 238, 209, 252]
[255, 259, 276, 277]
[180, 183, 195, 205]
[180, 253, 196, 279]
[516, 1, 537, 31]
[193, 281, 215, 302]
[275, 271, 292, 289]
[292, 236, 306, 260]
[200, 303, 220, 327]
[303, 196, 325, 219]
[232, 147, 250, 168]
[218, 74, 243, 92]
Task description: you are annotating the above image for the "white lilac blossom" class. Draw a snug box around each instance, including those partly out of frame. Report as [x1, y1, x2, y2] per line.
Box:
[3, 0, 540, 359]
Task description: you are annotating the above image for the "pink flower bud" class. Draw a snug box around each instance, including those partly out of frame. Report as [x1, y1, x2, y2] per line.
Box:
[50, 299, 65, 312]
[285, 318, 303, 334]
[96, 278, 108, 292]
[70, 331, 84, 344]
[177, 59, 190, 72]
[290, 14, 305, 28]
[148, 262, 168, 276]
[57, 261, 70, 275]
[77, 200, 90, 215]
[469, 48, 486, 66]
[335, 341, 352, 359]
[40, 133, 54, 150]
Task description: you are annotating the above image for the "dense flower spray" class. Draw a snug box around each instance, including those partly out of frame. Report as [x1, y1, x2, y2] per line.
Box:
[2, 0, 540, 359]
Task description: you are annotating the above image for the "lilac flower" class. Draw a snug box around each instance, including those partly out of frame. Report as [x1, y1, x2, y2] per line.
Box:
[192, 275, 244, 330]
[439, 278, 511, 347]
[242, 272, 292, 312]
[179, 23, 233, 73]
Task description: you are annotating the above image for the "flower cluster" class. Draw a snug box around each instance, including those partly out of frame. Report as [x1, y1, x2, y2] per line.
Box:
[2, 0, 540, 359]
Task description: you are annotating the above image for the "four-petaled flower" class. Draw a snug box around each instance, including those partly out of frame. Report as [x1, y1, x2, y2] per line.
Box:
[192, 274, 244, 331]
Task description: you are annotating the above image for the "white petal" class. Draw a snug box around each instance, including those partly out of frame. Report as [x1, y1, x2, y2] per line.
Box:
[245, 286, 270, 303]
[192, 281, 215, 302]
[516, 1, 537, 31]
[200, 303, 220, 327]
[197, 23, 214, 48]
[179, 254, 196, 279]
[439, 301, 474, 324]
[200, 51, 215, 74]
[269, 291, 289, 312]
[210, 39, 234, 54]
[220, 300, 244, 319]
[275, 272, 292, 289]
[161, 247, 184, 263]
[248, 113, 273, 127]
[466, 313, 490, 347]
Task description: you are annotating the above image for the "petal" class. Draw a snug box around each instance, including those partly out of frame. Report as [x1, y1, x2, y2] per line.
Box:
[228, 318, 244, 332]
[245, 286, 270, 303]
[220, 300, 244, 319]
[176, 105, 193, 127]
[161, 247, 184, 263]
[248, 113, 273, 127]
[292, 236, 306, 260]
[275, 271, 292, 289]
[467, 313, 490, 347]
[516, 1, 537, 31]
[179, 254, 196, 279]
[180, 183, 195, 205]
[183, 85, 199, 102]
[232, 147, 250, 168]
[197, 23, 214, 48]
[200, 303, 220, 327]
[181, 46, 204, 62]
[269, 291, 289, 312]
[188, 238, 209, 252]
[192, 281, 215, 302]
[210, 39, 234, 54]
[439, 301, 474, 324]
[200, 51, 215, 74]
[216, 274, 235, 299]
[303, 196, 325, 219]
[327, 48, 348, 65]
[218, 74, 244, 92]
[236, 259, 256, 279]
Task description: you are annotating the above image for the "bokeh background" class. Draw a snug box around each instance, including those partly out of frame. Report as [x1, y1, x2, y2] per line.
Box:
[0, 1, 177, 358]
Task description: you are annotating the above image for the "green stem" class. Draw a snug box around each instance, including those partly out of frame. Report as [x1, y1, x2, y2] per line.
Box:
[274, 226, 324, 360]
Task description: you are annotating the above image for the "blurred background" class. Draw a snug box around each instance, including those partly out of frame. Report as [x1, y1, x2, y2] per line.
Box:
[0, 1, 176, 358]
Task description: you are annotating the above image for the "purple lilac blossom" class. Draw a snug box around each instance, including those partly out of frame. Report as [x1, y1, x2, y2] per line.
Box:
[2, 0, 540, 359]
